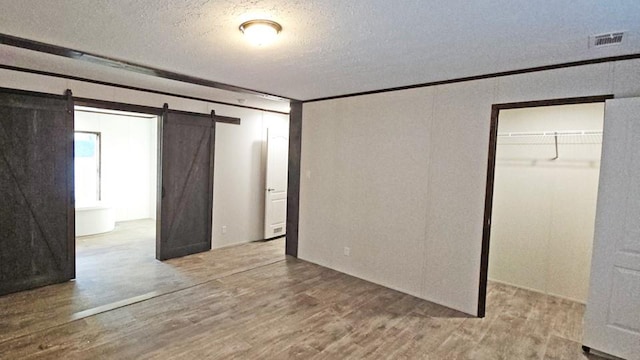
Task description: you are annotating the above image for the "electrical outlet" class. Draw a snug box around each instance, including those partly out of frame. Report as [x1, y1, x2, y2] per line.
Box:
[343, 247, 350, 256]
[222, 225, 227, 234]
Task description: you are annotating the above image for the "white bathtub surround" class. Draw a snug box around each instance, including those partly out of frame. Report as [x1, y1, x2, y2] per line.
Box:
[75, 202, 116, 236]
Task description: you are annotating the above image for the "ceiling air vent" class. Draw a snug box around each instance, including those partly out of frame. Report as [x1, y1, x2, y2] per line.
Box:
[590, 32, 624, 48]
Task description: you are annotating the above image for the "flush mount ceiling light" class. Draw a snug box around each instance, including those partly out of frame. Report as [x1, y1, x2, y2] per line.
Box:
[239, 19, 282, 46]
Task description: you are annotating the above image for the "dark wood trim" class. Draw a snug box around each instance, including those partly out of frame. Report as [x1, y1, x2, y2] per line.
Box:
[163, 109, 215, 120]
[0, 33, 295, 103]
[285, 101, 303, 257]
[0, 65, 290, 115]
[65, 89, 76, 280]
[304, 54, 640, 103]
[487, 95, 614, 111]
[0, 85, 68, 99]
[213, 115, 241, 125]
[74, 97, 163, 116]
[74, 97, 242, 124]
[75, 107, 156, 119]
[477, 105, 500, 318]
[477, 94, 613, 318]
[4, 34, 636, 107]
[208, 111, 217, 255]
[155, 104, 168, 261]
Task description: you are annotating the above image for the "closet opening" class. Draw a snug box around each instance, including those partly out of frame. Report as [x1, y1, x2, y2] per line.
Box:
[478, 95, 612, 318]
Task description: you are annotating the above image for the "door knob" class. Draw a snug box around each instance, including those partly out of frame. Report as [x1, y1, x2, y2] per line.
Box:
[267, 188, 275, 192]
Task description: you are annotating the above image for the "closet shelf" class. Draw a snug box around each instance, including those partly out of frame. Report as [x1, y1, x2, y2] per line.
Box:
[497, 130, 603, 145]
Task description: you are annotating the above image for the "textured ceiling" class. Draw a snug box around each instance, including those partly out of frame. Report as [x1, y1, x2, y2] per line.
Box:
[0, 0, 639, 101]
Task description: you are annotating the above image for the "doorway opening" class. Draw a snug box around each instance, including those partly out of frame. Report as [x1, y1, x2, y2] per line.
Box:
[74, 105, 158, 236]
[73, 105, 159, 300]
[478, 96, 611, 317]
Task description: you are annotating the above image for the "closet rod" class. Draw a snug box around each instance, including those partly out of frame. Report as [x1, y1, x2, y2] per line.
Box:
[497, 129, 602, 137]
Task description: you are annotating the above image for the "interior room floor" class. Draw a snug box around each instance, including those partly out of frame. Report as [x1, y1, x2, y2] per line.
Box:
[0, 219, 285, 345]
[0, 227, 609, 359]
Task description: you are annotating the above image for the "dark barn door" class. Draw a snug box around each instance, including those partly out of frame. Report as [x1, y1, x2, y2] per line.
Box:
[156, 107, 215, 260]
[0, 89, 75, 296]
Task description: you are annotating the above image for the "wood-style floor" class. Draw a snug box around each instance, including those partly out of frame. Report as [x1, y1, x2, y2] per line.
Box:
[0, 220, 285, 344]
[0, 221, 609, 359]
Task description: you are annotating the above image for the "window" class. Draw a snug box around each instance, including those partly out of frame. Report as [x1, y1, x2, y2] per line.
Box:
[74, 131, 101, 204]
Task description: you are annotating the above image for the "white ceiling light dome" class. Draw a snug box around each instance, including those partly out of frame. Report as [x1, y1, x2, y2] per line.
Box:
[239, 19, 282, 47]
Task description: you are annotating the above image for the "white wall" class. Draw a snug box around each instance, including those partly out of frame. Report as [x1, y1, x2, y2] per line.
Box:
[299, 59, 640, 315]
[0, 68, 288, 248]
[489, 103, 604, 303]
[75, 110, 157, 222]
[212, 109, 289, 248]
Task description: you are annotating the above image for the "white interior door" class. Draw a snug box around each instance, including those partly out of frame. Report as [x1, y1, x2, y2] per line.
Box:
[583, 97, 640, 360]
[264, 127, 288, 239]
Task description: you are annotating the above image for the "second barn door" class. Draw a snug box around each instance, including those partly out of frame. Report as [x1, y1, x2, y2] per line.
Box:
[157, 107, 215, 260]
